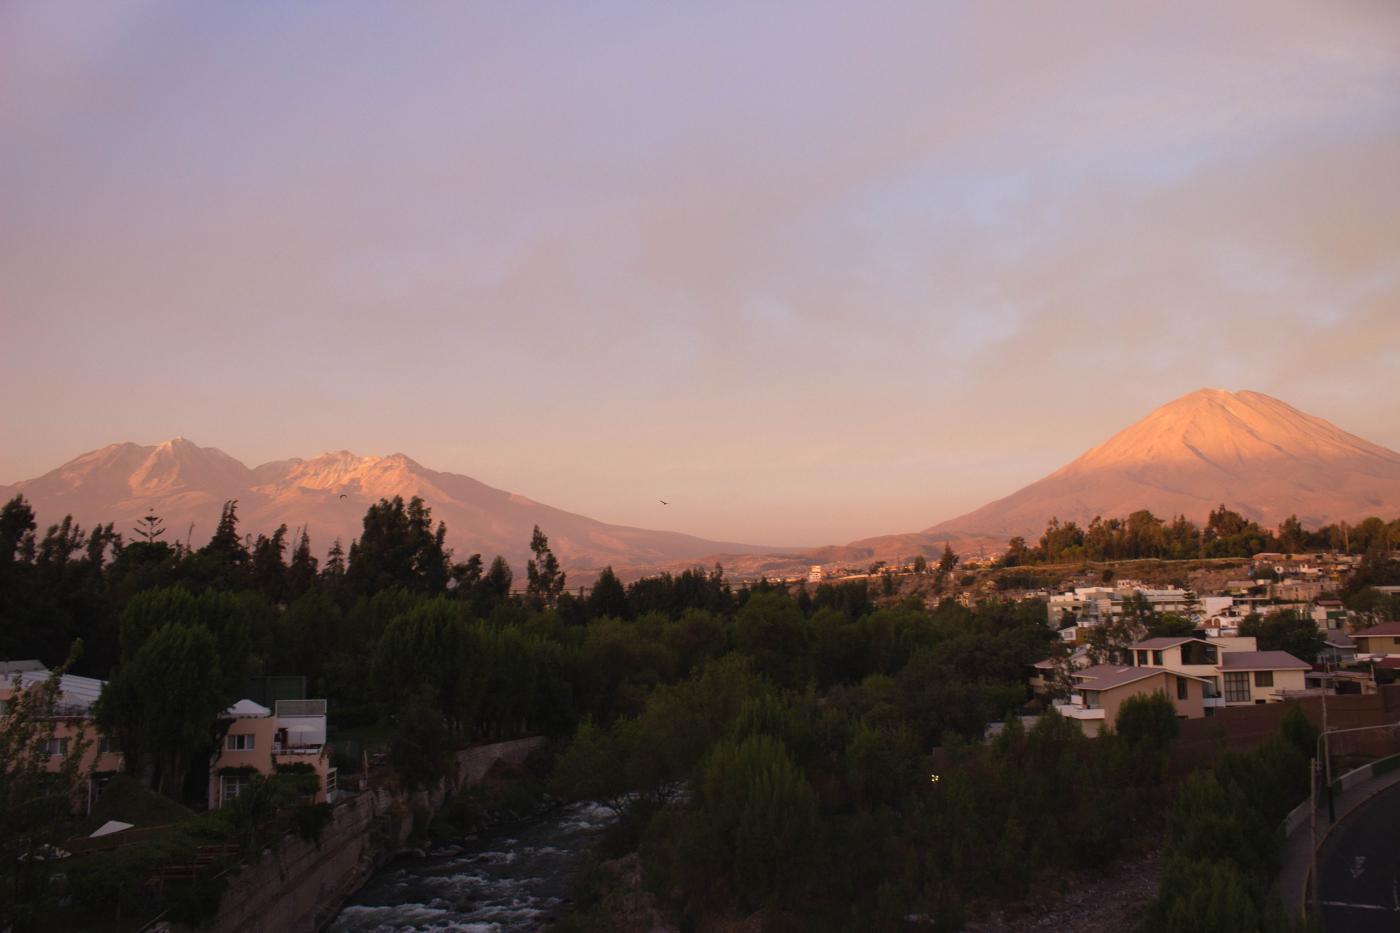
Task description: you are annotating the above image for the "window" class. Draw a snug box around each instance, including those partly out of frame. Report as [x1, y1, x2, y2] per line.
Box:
[45, 738, 70, 757]
[1224, 672, 1251, 703]
[99, 736, 119, 755]
[1152, 650, 1164, 666]
[221, 773, 246, 803]
[226, 734, 255, 751]
[1135, 650, 1148, 666]
[1081, 690, 1100, 709]
[1254, 670, 1274, 688]
[1176, 677, 1189, 701]
[1181, 642, 1218, 665]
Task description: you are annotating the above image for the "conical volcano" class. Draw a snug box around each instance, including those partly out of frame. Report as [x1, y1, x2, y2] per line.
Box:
[922, 388, 1400, 541]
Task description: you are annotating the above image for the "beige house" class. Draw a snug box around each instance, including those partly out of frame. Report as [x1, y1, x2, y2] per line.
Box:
[1125, 636, 1310, 707]
[1215, 651, 1310, 704]
[1352, 622, 1400, 657]
[208, 698, 336, 808]
[1054, 664, 1209, 737]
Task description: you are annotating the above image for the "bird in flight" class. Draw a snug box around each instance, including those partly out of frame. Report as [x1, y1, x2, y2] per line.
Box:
[339, 494, 348, 500]
[659, 499, 669, 505]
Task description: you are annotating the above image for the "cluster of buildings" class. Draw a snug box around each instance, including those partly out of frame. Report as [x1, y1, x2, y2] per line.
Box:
[0, 661, 337, 815]
[1029, 555, 1400, 737]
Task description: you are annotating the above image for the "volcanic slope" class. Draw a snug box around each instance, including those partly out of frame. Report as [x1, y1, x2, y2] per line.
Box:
[918, 388, 1400, 543]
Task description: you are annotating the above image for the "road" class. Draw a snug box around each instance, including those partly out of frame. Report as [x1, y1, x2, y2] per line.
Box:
[1317, 780, 1400, 932]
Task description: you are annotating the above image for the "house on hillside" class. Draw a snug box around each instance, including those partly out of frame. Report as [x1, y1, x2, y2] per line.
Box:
[1321, 630, 1358, 664]
[1052, 665, 1209, 737]
[1352, 622, 1400, 658]
[0, 666, 125, 810]
[1045, 635, 1315, 736]
[1216, 651, 1311, 704]
[208, 698, 337, 808]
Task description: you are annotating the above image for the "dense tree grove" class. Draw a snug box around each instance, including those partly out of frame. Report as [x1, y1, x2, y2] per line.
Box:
[1005, 506, 1400, 565]
[1144, 706, 1319, 933]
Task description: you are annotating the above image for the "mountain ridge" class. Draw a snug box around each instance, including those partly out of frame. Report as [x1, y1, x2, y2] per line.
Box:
[4, 389, 1396, 578]
[0, 441, 783, 573]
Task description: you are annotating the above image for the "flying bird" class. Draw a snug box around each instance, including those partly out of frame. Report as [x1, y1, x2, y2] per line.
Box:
[339, 494, 348, 500]
[659, 499, 669, 505]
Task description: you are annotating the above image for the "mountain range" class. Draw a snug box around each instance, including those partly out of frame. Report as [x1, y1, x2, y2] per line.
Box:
[0, 440, 780, 573]
[3, 389, 1398, 575]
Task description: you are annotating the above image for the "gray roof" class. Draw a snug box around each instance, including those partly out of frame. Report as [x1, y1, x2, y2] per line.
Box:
[0, 660, 47, 676]
[1353, 622, 1400, 637]
[14, 671, 106, 713]
[1218, 651, 1310, 671]
[1130, 637, 1202, 650]
[1325, 631, 1356, 648]
[1072, 664, 1207, 691]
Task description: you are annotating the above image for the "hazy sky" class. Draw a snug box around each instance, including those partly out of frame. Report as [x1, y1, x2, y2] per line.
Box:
[3, 1, 1398, 546]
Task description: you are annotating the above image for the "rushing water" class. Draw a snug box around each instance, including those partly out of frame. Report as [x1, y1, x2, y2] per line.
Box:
[328, 800, 619, 933]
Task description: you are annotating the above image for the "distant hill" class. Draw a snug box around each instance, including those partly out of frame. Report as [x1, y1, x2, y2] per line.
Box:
[0, 439, 782, 573]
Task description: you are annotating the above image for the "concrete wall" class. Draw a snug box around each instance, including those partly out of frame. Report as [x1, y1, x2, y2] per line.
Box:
[196, 736, 547, 933]
[1171, 685, 1400, 775]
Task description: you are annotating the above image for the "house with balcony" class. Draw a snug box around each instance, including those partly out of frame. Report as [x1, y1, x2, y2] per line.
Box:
[1125, 636, 1310, 707]
[208, 697, 336, 808]
[1053, 664, 1210, 737]
[0, 665, 125, 810]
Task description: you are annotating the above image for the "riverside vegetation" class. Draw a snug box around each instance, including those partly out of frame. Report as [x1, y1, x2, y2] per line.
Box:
[1, 493, 1384, 930]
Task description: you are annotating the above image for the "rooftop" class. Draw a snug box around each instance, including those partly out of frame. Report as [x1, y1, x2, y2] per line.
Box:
[1130, 637, 1201, 650]
[1217, 651, 1310, 671]
[1353, 622, 1400, 637]
[224, 699, 272, 718]
[1072, 664, 1207, 691]
[13, 670, 106, 714]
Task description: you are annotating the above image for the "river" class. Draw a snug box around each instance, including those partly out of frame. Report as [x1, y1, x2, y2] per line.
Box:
[328, 800, 619, 933]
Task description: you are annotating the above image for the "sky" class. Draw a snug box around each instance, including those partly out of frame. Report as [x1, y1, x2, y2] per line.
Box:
[2, 1, 1398, 547]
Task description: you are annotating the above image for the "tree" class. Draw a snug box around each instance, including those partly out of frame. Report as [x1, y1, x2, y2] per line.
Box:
[346, 496, 452, 596]
[1086, 602, 1148, 666]
[131, 511, 166, 545]
[1001, 537, 1031, 567]
[525, 526, 565, 610]
[285, 527, 319, 600]
[201, 500, 248, 565]
[479, 556, 513, 613]
[389, 700, 454, 792]
[1, 651, 93, 930]
[696, 734, 819, 904]
[249, 524, 289, 603]
[549, 718, 629, 812]
[1115, 692, 1180, 750]
[97, 622, 225, 797]
[1239, 611, 1325, 664]
[1147, 612, 1197, 638]
[322, 539, 347, 579]
[937, 543, 959, 577]
[587, 566, 629, 620]
[734, 593, 811, 689]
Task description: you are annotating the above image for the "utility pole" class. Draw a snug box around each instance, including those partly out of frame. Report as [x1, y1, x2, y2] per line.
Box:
[1309, 757, 1318, 916]
[1320, 664, 1334, 822]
